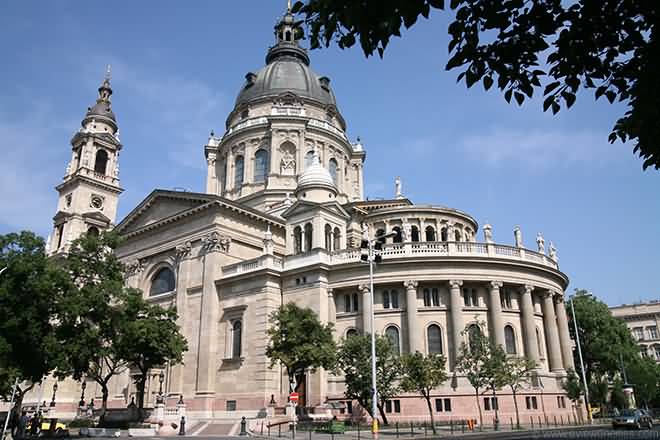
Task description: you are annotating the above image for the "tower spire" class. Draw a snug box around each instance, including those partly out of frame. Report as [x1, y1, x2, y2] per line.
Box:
[287, 0, 292, 12]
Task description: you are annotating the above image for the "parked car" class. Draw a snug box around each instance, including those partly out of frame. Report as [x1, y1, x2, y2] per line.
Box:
[612, 409, 653, 430]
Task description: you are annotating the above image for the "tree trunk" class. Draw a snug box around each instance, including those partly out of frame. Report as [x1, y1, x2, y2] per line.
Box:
[136, 374, 147, 413]
[511, 388, 521, 429]
[377, 403, 389, 426]
[357, 398, 374, 420]
[474, 389, 483, 428]
[100, 382, 109, 423]
[424, 395, 436, 434]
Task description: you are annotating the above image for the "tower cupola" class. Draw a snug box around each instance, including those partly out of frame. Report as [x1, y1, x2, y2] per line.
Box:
[82, 65, 117, 132]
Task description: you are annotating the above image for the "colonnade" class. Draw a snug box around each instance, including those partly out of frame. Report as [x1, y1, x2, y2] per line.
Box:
[331, 280, 575, 373]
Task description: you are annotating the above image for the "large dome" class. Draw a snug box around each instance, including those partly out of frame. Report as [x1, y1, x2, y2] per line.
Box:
[234, 13, 337, 108]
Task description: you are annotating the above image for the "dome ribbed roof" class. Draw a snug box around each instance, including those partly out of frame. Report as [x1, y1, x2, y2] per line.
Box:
[297, 150, 336, 191]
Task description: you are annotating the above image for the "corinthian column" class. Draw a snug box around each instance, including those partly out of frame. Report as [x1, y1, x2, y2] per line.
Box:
[519, 285, 540, 364]
[554, 294, 575, 370]
[541, 290, 564, 372]
[449, 280, 464, 369]
[359, 284, 372, 334]
[488, 281, 505, 348]
[404, 280, 419, 353]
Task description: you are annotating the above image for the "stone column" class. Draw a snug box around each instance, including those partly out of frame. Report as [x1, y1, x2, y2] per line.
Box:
[488, 281, 505, 348]
[554, 294, 575, 370]
[327, 289, 336, 324]
[169, 242, 192, 396]
[206, 152, 217, 194]
[359, 284, 372, 334]
[541, 290, 564, 372]
[404, 280, 420, 353]
[449, 280, 464, 369]
[519, 285, 540, 364]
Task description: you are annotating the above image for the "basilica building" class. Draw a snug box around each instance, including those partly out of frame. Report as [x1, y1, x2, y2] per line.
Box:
[40, 9, 576, 425]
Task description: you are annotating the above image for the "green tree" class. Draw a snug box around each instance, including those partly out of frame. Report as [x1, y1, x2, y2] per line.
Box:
[568, 291, 640, 383]
[120, 292, 187, 413]
[0, 231, 71, 420]
[501, 356, 536, 429]
[400, 352, 447, 433]
[265, 303, 336, 398]
[57, 232, 135, 419]
[455, 320, 503, 429]
[627, 357, 660, 409]
[292, 0, 660, 170]
[588, 376, 610, 415]
[562, 368, 584, 417]
[337, 333, 401, 425]
[610, 378, 625, 411]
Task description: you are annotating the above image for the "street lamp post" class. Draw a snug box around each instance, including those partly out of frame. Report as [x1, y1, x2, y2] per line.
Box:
[157, 371, 165, 404]
[569, 294, 592, 424]
[360, 225, 396, 438]
[50, 383, 58, 407]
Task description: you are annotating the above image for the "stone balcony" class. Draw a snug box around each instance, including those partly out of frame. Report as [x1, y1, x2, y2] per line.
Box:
[221, 242, 558, 280]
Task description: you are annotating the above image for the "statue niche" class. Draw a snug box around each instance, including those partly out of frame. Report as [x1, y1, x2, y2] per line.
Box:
[279, 142, 296, 176]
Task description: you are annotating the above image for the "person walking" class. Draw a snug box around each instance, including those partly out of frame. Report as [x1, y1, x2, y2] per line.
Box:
[16, 411, 28, 440]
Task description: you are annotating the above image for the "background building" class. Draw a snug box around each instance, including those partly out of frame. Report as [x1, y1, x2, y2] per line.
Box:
[32, 7, 577, 426]
[610, 301, 660, 362]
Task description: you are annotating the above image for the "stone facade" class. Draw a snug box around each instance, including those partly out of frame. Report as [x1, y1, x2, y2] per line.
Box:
[611, 301, 660, 362]
[26, 8, 579, 425]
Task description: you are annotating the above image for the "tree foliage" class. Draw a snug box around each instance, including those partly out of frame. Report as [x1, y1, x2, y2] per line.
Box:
[501, 356, 536, 429]
[292, 0, 660, 170]
[562, 368, 584, 404]
[337, 333, 401, 425]
[0, 231, 71, 403]
[266, 303, 336, 392]
[567, 290, 640, 382]
[627, 357, 660, 409]
[400, 352, 447, 433]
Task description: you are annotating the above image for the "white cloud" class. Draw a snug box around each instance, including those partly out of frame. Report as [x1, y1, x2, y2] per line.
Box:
[457, 127, 614, 170]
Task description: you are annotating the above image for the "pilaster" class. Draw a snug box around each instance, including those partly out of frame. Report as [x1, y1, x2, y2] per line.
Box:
[404, 280, 419, 353]
[448, 279, 463, 370]
[488, 281, 505, 348]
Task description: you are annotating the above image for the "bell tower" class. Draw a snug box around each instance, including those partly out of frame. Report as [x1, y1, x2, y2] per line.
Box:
[48, 66, 123, 255]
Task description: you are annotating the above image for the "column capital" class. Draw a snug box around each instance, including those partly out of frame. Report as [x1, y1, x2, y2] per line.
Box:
[541, 289, 554, 300]
[519, 284, 534, 295]
[202, 231, 231, 254]
[553, 293, 566, 304]
[489, 281, 503, 290]
[358, 284, 370, 295]
[403, 280, 419, 290]
[327, 288, 334, 298]
[449, 279, 463, 289]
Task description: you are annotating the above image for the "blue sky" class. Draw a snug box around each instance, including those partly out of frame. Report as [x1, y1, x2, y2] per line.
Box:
[1, 1, 658, 306]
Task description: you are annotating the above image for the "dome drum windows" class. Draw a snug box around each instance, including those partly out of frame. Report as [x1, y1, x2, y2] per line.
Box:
[328, 158, 338, 185]
[382, 289, 399, 309]
[150, 267, 176, 296]
[504, 325, 517, 355]
[463, 288, 478, 307]
[425, 226, 436, 242]
[234, 155, 245, 188]
[254, 149, 269, 183]
[427, 324, 443, 354]
[341, 293, 359, 313]
[423, 288, 440, 307]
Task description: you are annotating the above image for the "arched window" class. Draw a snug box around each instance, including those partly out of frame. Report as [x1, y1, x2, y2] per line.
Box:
[411, 226, 420, 242]
[325, 224, 333, 251]
[333, 227, 341, 251]
[254, 149, 268, 183]
[346, 329, 359, 338]
[454, 229, 462, 242]
[386, 326, 400, 355]
[94, 149, 108, 174]
[536, 327, 544, 358]
[234, 155, 244, 188]
[504, 325, 517, 354]
[427, 324, 443, 354]
[304, 223, 313, 252]
[425, 226, 436, 241]
[329, 158, 338, 185]
[391, 289, 399, 308]
[232, 320, 242, 358]
[468, 324, 481, 353]
[376, 228, 386, 244]
[392, 226, 402, 243]
[293, 226, 302, 254]
[440, 227, 448, 242]
[87, 226, 100, 237]
[383, 290, 391, 309]
[305, 151, 314, 168]
[150, 267, 175, 296]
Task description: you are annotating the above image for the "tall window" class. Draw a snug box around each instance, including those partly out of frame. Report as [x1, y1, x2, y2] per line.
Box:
[325, 224, 333, 251]
[329, 158, 338, 185]
[427, 324, 443, 354]
[343, 294, 351, 313]
[386, 326, 400, 354]
[463, 288, 478, 307]
[352, 293, 359, 312]
[94, 149, 108, 174]
[346, 329, 358, 338]
[468, 324, 481, 353]
[411, 226, 420, 242]
[440, 227, 448, 241]
[383, 290, 391, 309]
[454, 229, 462, 241]
[304, 223, 313, 251]
[500, 288, 513, 309]
[234, 155, 244, 188]
[504, 325, 517, 354]
[536, 327, 544, 358]
[382, 289, 398, 308]
[232, 320, 242, 358]
[333, 227, 341, 251]
[425, 226, 436, 241]
[392, 226, 402, 243]
[293, 226, 302, 254]
[305, 151, 314, 168]
[150, 267, 175, 296]
[648, 326, 658, 340]
[423, 288, 440, 307]
[254, 149, 268, 183]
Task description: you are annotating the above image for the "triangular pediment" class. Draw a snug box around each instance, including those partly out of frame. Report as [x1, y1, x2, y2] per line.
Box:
[115, 190, 216, 234]
[281, 200, 349, 220]
[82, 211, 112, 224]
